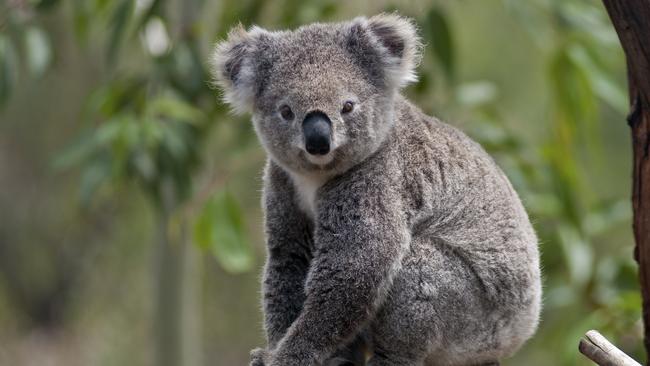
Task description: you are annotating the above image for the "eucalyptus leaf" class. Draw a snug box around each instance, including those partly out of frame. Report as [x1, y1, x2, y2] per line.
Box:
[80, 154, 112, 204]
[24, 27, 52, 78]
[557, 225, 593, 287]
[568, 44, 627, 114]
[194, 189, 253, 274]
[161, 123, 190, 161]
[583, 200, 631, 237]
[0, 36, 18, 108]
[194, 199, 215, 251]
[424, 8, 455, 81]
[72, 0, 91, 42]
[146, 97, 204, 124]
[549, 45, 600, 153]
[107, 0, 134, 63]
[95, 119, 124, 146]
[52, 131, 101, 169]
[36, 0, 62, 10]
[456, 81, 498, 107]
[132, 148, 157, 182]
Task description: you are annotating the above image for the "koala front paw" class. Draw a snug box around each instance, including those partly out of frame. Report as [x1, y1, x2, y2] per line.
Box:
[250, 347, 271, 366]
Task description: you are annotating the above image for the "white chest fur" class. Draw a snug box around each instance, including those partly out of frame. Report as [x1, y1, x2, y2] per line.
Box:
[288, 172, 330, 220]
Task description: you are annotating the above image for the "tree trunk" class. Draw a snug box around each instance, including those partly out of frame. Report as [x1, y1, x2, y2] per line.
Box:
[154, 196, 183, 366]
[601, 0, 650, 363]
[181, 225, 203, 366]
[154, 180, 202, 366]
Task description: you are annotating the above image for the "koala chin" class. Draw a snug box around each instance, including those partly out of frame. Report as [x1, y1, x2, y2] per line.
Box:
[212, 13, 541, 366]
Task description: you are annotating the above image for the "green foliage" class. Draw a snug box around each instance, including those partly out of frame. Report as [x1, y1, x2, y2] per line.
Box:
[0, 2, 55, 109]
[500, 0, 639, 361]
[55, 89, 205, 203]
[107, 0, 134, 63]
[423, 7, 455, 82]
[0, 0, 639, 364]
[194, 189, 253, 274]
[24, 26, 52, 78]
[0, 35, 18, 107]
[46, 0, 255, 268]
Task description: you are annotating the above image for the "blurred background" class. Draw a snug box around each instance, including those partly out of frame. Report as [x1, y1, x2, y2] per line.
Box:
[0, 0, 640, 365]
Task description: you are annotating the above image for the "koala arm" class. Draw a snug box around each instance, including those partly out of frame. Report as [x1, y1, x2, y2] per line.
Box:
[262, 161, 314, 349]
[269, 165, 409, 366]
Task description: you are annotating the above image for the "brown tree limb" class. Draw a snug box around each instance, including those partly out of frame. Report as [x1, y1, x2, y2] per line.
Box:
[601, 0, 650, 362]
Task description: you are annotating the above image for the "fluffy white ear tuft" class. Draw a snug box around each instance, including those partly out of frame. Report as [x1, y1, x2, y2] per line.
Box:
[210, 25, 268, 114]
[358, 13, 423, 88]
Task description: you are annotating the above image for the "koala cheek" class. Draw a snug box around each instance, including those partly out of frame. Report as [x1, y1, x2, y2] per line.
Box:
[289, 133, 304, 151]
[331, 124, 349, 150]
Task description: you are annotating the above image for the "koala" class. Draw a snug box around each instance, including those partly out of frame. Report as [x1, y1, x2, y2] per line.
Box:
[211, 14, 541, 366]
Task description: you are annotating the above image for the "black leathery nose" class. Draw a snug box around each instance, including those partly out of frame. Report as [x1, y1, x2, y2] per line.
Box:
[303, 111, 331, 156]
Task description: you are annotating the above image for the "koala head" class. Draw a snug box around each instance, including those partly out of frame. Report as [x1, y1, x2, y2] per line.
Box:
[211, 14, 421, 176]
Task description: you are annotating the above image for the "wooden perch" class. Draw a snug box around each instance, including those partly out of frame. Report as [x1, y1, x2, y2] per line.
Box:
[579, 330, 641, 366]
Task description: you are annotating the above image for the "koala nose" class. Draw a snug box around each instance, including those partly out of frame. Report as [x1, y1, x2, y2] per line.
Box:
[303, 111, 331, 156]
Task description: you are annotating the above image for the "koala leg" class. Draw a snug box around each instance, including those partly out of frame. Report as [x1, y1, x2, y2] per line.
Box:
[365, 243, 440, 366]
[323, 333, 368, 366]
[367, 237, 503, 366]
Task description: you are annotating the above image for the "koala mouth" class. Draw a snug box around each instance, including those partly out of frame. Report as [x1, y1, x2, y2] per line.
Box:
[305, 151, 335, 166]
[296, 146, 340, 171]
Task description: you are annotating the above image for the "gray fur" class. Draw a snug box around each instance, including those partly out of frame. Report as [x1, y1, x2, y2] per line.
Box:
[211, 14, 541, 366]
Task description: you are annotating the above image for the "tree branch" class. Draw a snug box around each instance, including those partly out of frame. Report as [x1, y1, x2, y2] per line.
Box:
[579, 330, 641, 366]
[601, 0, 650, 362]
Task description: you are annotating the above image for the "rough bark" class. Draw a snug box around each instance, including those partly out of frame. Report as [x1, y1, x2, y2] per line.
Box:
[601, 0, 650, 362]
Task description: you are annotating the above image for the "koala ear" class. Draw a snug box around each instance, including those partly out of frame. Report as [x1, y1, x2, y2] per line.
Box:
[349, 14, 422, 88]
[210, 24, 268, 114]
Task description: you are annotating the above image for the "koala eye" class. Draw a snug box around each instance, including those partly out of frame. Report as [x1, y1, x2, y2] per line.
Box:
[341, 101, 354, 114]
[279, 105, 294, 121]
